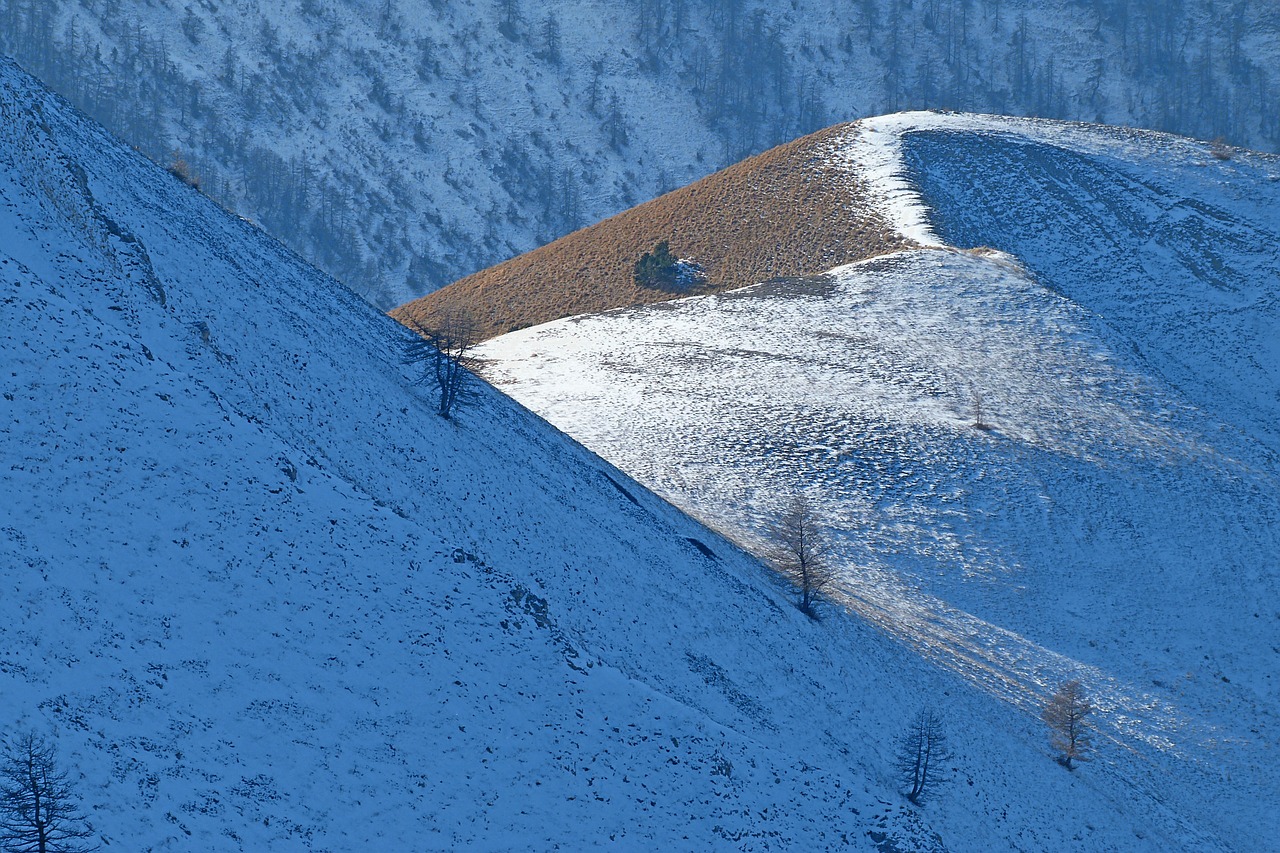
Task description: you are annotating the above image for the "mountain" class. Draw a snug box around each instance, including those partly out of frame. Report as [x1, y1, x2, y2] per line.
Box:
[4, 1, 1280, 307]
[476, 113, 1280, 851]
[0, 57, 1186, 852]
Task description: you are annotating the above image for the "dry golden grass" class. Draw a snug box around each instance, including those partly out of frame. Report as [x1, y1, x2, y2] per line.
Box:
[391, 121, 910, 342]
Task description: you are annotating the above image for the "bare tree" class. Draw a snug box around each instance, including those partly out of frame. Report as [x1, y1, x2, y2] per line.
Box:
[539, 14, 562, 65]
[401, 308, 479, 420]
[496, 0, 521, 38]
[768, 494, 837, 618]
[0, 733, 96, 853]
[1042, 680, 1093, 770]
[895, 707, 951, 804]
[972, 391, 990, 430]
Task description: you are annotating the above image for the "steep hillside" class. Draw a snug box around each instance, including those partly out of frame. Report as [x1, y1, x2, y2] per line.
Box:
[891, 114, 1280, 455]
[4, 0, 1280, 306]
[477, 115, 1280, 851]
[392, 125, 908, 341]
[0, 59, 1175, 852]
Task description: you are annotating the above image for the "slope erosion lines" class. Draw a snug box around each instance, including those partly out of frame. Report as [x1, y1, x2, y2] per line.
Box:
[900, 127, 1280, 455]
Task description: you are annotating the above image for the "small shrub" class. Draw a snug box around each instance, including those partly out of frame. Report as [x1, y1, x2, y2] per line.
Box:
[167, 150, 201, 189]
[634, 240, 678, 288]
[634, 241, 707, 291]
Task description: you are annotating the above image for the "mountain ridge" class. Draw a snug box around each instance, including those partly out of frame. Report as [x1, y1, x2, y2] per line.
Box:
[392, 122, 909, 341]
[0, 55, 1001, 852]
[8, 54, 1258, 849]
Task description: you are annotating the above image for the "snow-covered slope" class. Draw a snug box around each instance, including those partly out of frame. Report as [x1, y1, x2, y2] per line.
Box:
[478, 115, 1280, 850]
[3, 59, 1172, 852]
[5, 1, 1280, 306]
[888, 113, 1280, 455]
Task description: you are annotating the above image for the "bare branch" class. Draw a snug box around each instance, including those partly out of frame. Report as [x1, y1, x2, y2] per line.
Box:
[0, 733, 97, 853]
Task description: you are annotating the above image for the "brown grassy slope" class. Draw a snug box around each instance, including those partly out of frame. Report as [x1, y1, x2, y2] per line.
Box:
[391, 121, 910, 342]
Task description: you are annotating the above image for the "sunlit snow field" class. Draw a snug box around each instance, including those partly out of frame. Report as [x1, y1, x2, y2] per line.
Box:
[479, 115, 1280, 849]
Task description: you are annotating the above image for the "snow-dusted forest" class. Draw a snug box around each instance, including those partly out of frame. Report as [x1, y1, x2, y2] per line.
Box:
[2, 0, 1276, 305]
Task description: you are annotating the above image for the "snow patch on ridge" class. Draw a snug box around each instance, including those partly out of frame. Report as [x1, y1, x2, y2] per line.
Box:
[828, 110, 1271, 247]
[825, 113, 947, 247]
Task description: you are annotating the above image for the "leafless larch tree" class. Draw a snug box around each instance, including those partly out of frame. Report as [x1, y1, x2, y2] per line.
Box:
[401, 307, 480, 420]
[1042, 680, 1094, 770]
[895, 707, 952, 804]
[769, 494, 838, 618]
[0, 733, 97, 853]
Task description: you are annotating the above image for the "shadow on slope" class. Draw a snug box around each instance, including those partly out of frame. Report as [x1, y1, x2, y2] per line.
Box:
[901, 128, 1280, 455]
[2, 57, 971, 851]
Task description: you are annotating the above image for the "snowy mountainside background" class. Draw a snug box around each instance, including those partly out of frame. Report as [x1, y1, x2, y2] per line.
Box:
[0, 58, 1195, 852]
[477, 114, 1280, 851]
[2, 0, 1279, 306]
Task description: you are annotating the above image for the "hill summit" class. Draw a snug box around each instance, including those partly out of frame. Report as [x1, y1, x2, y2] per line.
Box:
[392, 124, 910, 341]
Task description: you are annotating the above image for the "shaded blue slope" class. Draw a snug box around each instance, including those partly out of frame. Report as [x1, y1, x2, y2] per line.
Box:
[901, 128, 1280, 455]
[0, 58, 957, 851]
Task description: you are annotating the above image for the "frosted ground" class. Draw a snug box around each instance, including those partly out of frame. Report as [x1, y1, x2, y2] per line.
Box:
[480, 114, 1280, 850]
[1, 60, 1228, 851]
